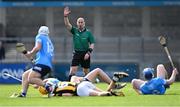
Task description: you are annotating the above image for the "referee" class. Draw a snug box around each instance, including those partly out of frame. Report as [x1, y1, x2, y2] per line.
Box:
[64, 7, 95, 80]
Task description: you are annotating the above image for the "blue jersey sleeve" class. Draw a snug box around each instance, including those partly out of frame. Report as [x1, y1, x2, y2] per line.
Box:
[35, 35, 42, 46]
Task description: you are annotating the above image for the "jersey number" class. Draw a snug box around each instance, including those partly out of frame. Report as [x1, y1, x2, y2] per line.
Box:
[47, 42, 54, 56]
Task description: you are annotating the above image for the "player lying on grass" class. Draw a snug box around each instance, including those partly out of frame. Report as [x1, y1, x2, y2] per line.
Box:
[131, 64, 178, 95]
[39, 68, 129, 97]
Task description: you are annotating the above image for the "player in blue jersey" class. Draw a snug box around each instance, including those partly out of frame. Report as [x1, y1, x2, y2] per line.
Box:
[16, 26, 54, 97]
[131, 64, 178, 95]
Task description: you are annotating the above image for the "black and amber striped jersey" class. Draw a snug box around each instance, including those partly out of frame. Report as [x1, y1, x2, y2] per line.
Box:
[54, 81, 77, 96]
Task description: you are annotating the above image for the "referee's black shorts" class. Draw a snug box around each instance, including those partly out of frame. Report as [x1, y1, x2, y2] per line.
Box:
[71, 51, 90, 68]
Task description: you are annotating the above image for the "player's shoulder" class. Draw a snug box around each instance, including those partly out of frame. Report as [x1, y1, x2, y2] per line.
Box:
[150, 77, 165, 84]
[36, 34, 48, 38]
[36, 34, 50, 42]
[154, 77, 164, 81]
[36, 34, 43, 39]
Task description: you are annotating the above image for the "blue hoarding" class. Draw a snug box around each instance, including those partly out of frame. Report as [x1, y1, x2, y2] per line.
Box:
[1, 1, 180, 7]
[53, 63, 139, 82]
[0, 63, 26, 84]
[0, 62, 138, 84]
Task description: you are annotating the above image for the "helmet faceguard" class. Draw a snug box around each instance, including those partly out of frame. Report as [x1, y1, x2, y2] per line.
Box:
[38, 86, 48, 95]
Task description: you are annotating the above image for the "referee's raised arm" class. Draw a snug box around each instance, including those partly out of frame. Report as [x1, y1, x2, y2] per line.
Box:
[64, 6, 72, 31]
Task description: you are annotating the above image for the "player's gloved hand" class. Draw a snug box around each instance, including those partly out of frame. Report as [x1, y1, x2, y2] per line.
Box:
[24, 51, 33, 61]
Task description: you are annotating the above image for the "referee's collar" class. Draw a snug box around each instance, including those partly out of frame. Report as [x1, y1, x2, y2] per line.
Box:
[78, 28, 86, 32]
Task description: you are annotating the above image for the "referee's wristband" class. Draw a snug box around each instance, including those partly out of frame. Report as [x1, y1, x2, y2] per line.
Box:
[88, 48, 93, 53]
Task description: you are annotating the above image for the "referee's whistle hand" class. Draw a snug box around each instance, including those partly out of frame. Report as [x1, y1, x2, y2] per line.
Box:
[84, 53, 90, 60]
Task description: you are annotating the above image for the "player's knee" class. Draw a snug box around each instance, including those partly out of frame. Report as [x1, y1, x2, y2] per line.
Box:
[27, 77, 33, 83]
[27, 77, 38, 84]
[131, 79, 135, 85]
[94, 68, 102, 72]
[22, 72, 28, 80]
[91, 68, 102, 75]
[22, 73, 26, 78]
[157, 64, 164, 69]
[131, 79, 138, 88]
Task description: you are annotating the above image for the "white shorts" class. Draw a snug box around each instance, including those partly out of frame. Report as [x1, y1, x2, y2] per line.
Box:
[77, 81, 96, 96]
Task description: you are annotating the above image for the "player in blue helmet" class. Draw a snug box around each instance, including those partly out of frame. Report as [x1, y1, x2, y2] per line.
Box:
[131, 64, 178, 95]
[143, 68, 154, 80]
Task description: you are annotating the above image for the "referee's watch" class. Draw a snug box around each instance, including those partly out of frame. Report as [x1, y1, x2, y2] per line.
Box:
[88, 48, 93, 53]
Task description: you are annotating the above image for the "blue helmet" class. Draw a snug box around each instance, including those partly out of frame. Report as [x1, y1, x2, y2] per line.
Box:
[143, 68, 154, 80]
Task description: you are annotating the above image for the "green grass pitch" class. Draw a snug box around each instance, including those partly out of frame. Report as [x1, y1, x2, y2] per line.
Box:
[0, 82, 180, 107]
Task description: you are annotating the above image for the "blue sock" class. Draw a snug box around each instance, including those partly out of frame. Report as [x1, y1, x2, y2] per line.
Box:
[21, 92, 26, 96]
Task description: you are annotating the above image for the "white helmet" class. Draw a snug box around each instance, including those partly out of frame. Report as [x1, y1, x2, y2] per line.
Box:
[38, 26, 49, 35]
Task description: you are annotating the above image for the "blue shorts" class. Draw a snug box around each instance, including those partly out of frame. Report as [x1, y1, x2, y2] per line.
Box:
[32, 64, 51, 78]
